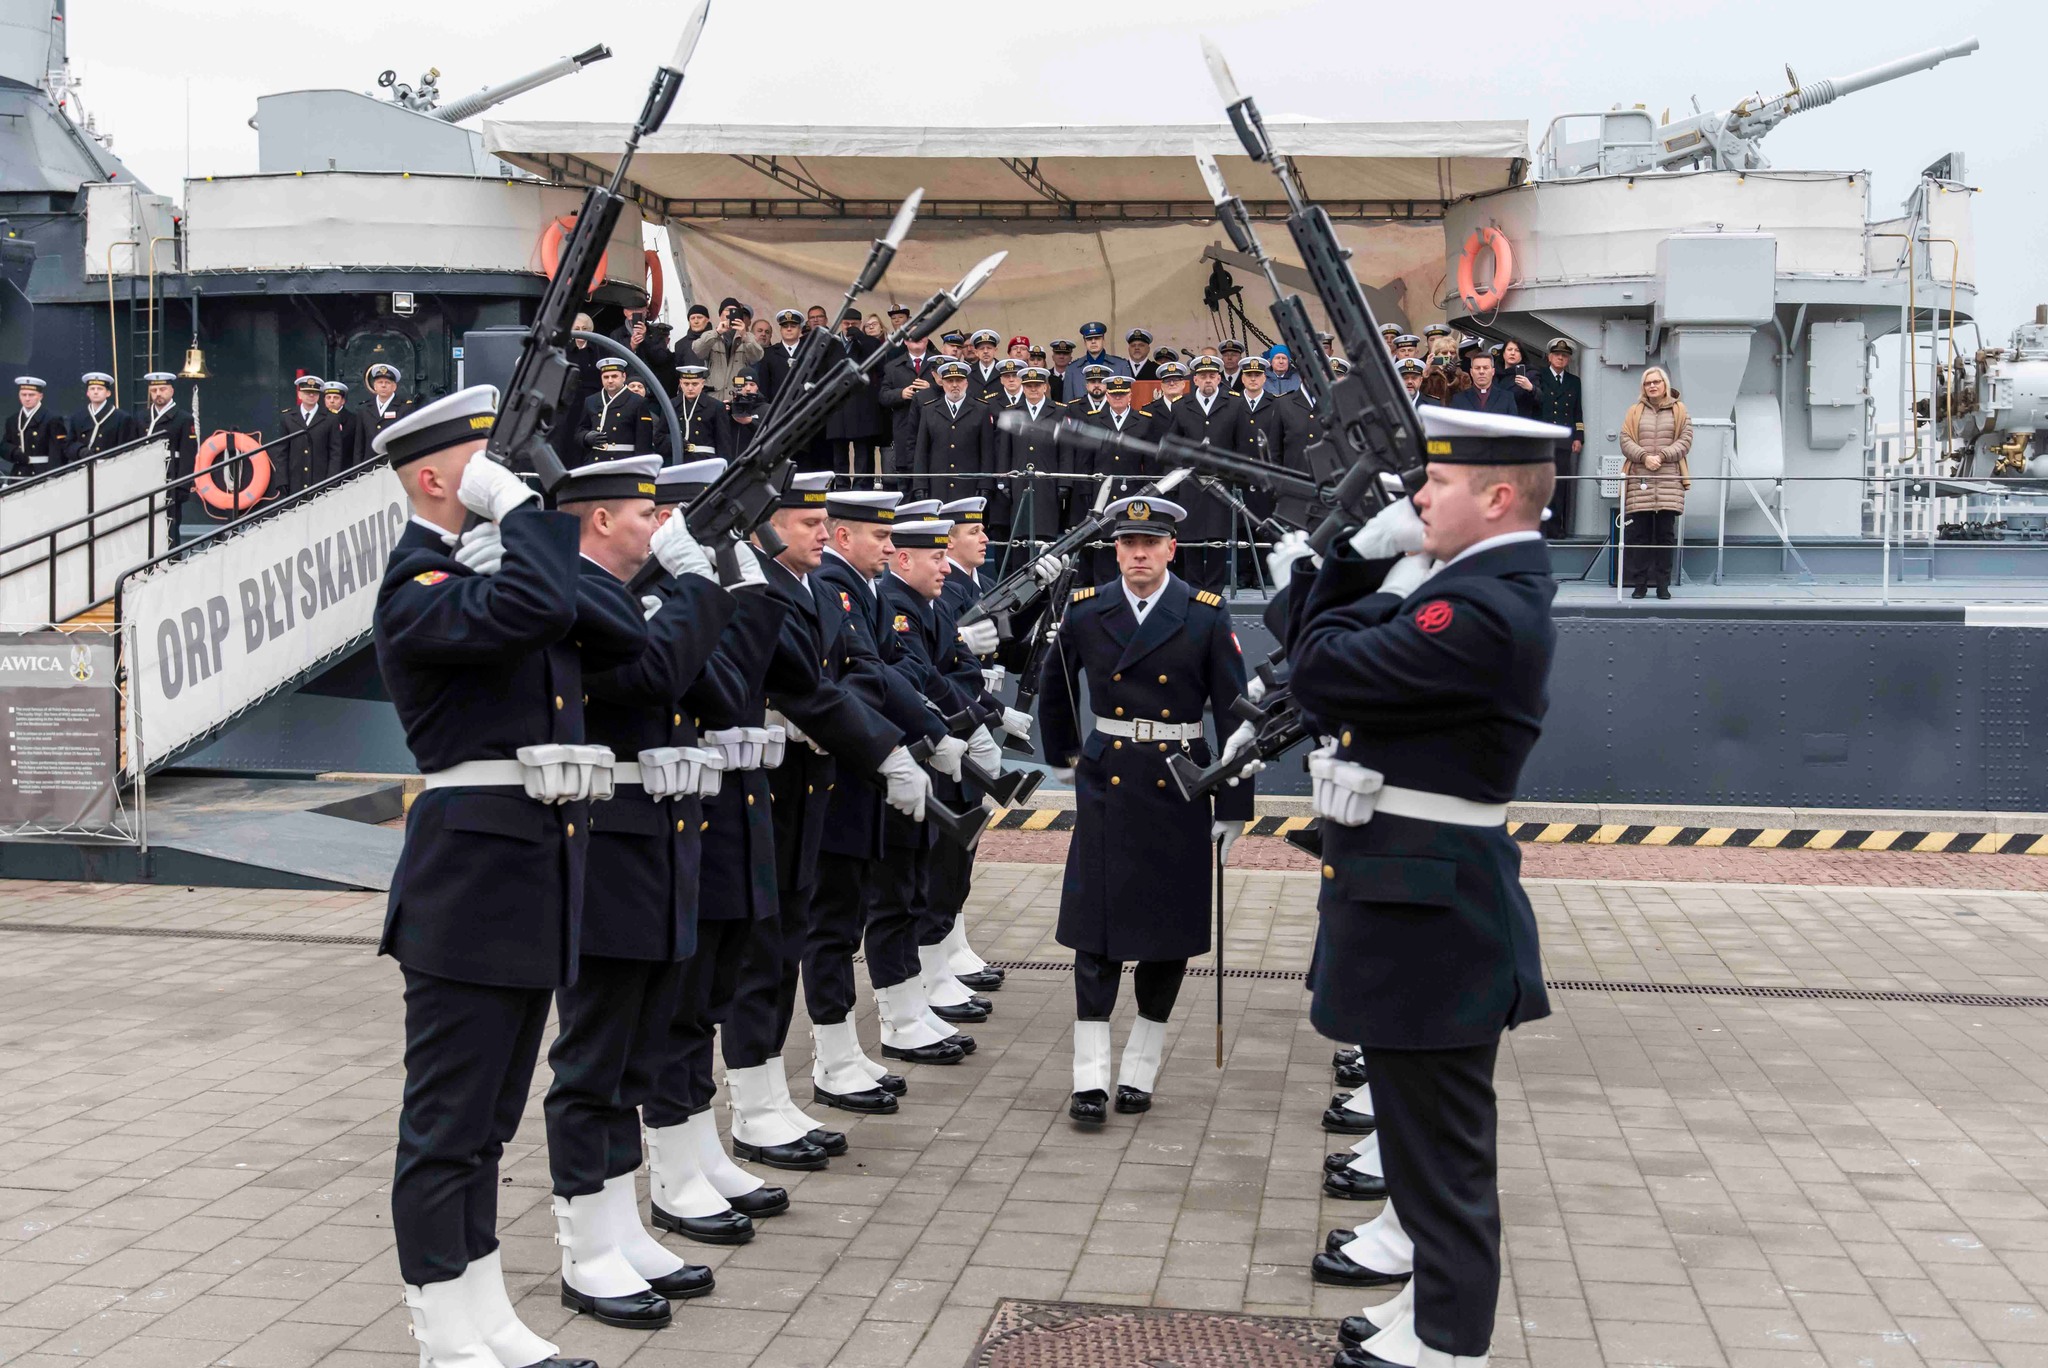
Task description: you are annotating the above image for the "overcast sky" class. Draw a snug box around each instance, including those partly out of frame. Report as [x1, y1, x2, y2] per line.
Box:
[62, 0, 2043, 339]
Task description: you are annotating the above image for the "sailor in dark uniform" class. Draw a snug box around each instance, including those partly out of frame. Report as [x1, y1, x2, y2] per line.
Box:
[1274, 407, 1567, 1368]
[1078, 375, 1160, 579]
[3, 377, 64, 476]
[1127, 328, 1159, 382]
[721, 473, 929, 1172]
[641, 459, 798, 1247]
[1037, 496, 1255, 1126]
[1168, 356, 1253, 591]
[138, 372, 196, 546]
[671, 365, 726, 459]
[994, 366, 1065, 546]
[981, 360, 1025, 540]
[318, 381, 361, 485]
[1531, 337, 1585, 535]
[373, 385, 645, 1368]
[357, 362, 417, 467]
[66, 371, 139, 462]
[911, 359, 990, 505]
[577, 357, 653, 462]
[542, 454, 740, 1329]
[279, 376, 331, 497]
[1070, 363, 1111, 420]
[1142, 361, 1190, 444]
[755, 308, 808, 406]
[966, 328, 1005, 401]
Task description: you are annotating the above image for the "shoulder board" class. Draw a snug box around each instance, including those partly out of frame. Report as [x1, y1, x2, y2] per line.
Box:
[1194, 589, 1223, 607]
[1071, 586, 1096, 602]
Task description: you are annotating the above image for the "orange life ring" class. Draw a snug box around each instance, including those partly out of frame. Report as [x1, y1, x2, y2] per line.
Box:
[644, 248, 664, 317]
[1457, 226, 1514, 313]
[193, 431, 269, 512]
[540, 215, 608, 291]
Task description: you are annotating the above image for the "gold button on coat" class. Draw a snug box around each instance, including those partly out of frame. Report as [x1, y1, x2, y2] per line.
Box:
[1110, 775, 1120, 785]
[554, 695, 563, 710]
[1342, 730, 1353, 746]
[566, 822, 576, 837]
[1323, 864, 1335, 879]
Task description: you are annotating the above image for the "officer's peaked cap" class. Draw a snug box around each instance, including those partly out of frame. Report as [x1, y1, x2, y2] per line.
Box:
[1107, 495, 1187, 538]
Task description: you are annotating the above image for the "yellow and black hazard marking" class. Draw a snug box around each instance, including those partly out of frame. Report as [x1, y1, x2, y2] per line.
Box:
[987, 809, 2048, 854]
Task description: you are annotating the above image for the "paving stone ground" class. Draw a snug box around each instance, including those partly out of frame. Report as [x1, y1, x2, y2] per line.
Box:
[4, 854, 2048, 1367]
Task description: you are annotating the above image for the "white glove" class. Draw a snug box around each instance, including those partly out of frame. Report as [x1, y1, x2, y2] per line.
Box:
[999, 706, 1032, 743]
[1348, 498, 1426, 560]
[1219, 719, 1265, 787]
[1027, 553, 1067, 586]
[928, 734, 968, 781]
[1381, 552, 1437, 599]
[966, 725, 1003, 775]
[1051, 766, 1076, 787]
[640, 594, 662, 620]
[878, 746, 931, 821]
[720, 537, 769, 590]
[452, 521, 504, 575]
[652, 514, 716, 582]
[1266, 529, 1319, 590]
[456, 455, 538, 523]
[957, 617, 1000, 656]
[1246, 673, 1268, 703]
[1212, 820, 1242, 865]
[981, 664, 1008, 693]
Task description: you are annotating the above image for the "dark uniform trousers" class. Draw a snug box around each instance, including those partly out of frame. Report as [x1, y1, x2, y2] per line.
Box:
[920, 838, 972, 950]
[1363, 1042, 1502, 1356]
[863, 839, 927, 992]
[395, 971, 552, 1285]
[546, 957, 684, 1196]
[721, 748, 827, 1070]
[648, 917, 753, 1125]
[1072, 952, 1186, 1021]
[803, 851, 872, 1024]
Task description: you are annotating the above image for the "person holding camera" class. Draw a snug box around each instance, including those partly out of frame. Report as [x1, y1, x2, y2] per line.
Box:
[690, 302, 765, 403]
[614, 308, 678, 398]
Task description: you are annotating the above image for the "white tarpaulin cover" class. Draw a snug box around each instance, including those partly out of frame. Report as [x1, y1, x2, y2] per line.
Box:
[482, 120, 1527, 214]
[0, 440, 169, 627]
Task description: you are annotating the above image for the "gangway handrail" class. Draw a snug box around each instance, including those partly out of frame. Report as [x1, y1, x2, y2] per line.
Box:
[0, 429, 330, 624]
[0, 426, 168, 495]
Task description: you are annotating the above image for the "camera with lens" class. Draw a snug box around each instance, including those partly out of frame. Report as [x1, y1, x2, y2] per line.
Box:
[728, 390, 763, 416]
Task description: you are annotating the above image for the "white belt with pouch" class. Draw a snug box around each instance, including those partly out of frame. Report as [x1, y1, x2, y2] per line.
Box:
[1093, 714, 1203, 743]
[704, 724, 787, 771]
[419, 744, 616, 805]
[616, 746, 725, 800]
[1309, 742, 1505, 829]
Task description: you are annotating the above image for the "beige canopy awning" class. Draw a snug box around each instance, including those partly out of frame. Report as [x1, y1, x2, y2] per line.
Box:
[481, 120, 1528, 222]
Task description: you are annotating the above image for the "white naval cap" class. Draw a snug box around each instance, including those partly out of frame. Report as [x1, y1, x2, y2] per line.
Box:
[889, 518, 953, 549]
[1416, 406, 1573, 463]
[825, 489, 902, 523]
[81, 371, 113, 386]
[655, 458, 726, 505]
[555, 453, 663, 503]
[373, 384, 499, 467]
[14, 376, 45, 389]
[779, 469, 835, 508]
[893, 498, 942, 518]
[937, 496, 987, 523]
[1106, 494, 1187, 537]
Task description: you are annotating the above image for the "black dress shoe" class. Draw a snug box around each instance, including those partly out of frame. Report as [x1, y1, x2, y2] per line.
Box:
[650, 1202, 754, 1245]
[947, 1032, 977, 1055]
[1069, 1089, 1108, 1125]
[1631, 584, 1648, 599]
[807, 1127, 847, 1156]
[1326, 1227, 1355, 1253]
[931, 998, 991, 1024]
[1310, 1248, 1410, 1288]
[560, 1281, 673, 1328]
[1333, 1347, 1404, 1367]
[1333, 1058, 1369, 1089]
[814, 1083, 899, 1114]
[1331, 1046, 1362, 1070]
[731, 1136, 829, 1171]
[528, 1357, 599, 1368]
[1114, 1085, 1151, 1114]
[957, 968, 1004, 991]
[727, 1186, 789, 1218]
[876, 1073, 907, 1095]
[645, 1262, 715, 1300]
[1656, 585, 1672, 600]
[1322, 1104, 1376, 1135]
[1323, 1168, 1389, 1201]
[1339, 1314, 1378, 1347]
[1325, 1151, 1359, 1174]
[882, 1039, 966, 1065]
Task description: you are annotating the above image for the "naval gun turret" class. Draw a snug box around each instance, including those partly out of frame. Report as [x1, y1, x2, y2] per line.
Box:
[377, 45, 612, 125]
[1539, 38, 1978, 180]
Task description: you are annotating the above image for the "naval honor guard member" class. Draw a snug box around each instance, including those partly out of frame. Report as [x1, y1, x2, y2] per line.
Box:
[66, 371, 138, 461]
[1276, 407, 1568, 1368]
[1036, 496, 1255, 1126]
[137, 372, 197, 546]
[374, 386, 651, 1368]
[3, 377, 63, 475]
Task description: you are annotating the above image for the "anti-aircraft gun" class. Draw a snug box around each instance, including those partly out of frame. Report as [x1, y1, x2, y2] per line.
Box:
[379, 45, 614, 122]
[1539, 38, 1977, 180]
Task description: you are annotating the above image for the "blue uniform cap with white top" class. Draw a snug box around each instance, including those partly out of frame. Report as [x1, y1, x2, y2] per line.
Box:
[1417, 407, 1573, 464]
[1082, 363, 1112, 380]
[676, 365, 709, 380]
[935, 360, 970, 380]
[82, 371, 113, 387]
[1019, 366, 1051, 385]
[889, 518, 952, 550]
[555, 453, 662, 504]
[893, 497, 942, 518]
[994, 358, 1022, 377]
[142, 371, 177, 385]
[825, 489, 901, 523]
[968, 328, 1000, 345]
[373, 384, 499, 467]
[1106, 495, 1187, 538]
[656, 457, 726, 505]
[937, 495, 986, 523]
[779, 469, 835, 509]
[1126, 327, 1152, 343]
[595, 357, 629, 374]
[366, 363, 401, 383]
[321, 380, 348, 395]
[14, 376, 45, 389]
[296, 375, 323, 391]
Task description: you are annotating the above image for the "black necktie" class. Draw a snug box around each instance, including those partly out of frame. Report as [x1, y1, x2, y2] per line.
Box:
[1135, 598, 1148, 616]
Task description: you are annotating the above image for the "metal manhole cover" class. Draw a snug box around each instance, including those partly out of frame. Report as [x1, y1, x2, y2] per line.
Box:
[970, 1299, 1340, 1367]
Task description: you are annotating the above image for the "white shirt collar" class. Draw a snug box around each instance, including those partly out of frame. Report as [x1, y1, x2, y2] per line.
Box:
[409, 513, 459, 547]
[1121, 577, 1166, 617]
[151, 402, 172, 419]
[1197, 391, 1216, 413]
[946, 555, 974, 580]
[1445, 528, 1542, 567]
[1025, 399, 1044, 418]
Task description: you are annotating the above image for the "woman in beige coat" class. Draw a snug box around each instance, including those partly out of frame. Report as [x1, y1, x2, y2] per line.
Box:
[1619, 367, 1692, 598]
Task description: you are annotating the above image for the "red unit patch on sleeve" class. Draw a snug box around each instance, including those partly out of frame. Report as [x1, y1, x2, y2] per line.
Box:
[1414, 600, 1454, 634]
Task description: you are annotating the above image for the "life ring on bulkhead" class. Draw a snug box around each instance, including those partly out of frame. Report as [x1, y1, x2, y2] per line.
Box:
[540, 215, 609, 290]
[192, 431, 269, 512]
[1456, 226, 1514, 314]
[644, 248, 664, 317]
